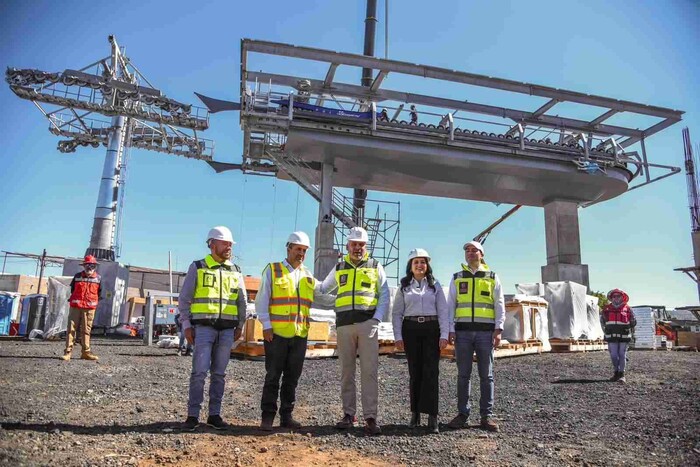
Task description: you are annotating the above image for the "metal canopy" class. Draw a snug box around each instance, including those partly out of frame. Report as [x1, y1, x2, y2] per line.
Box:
[237, 38, 682, 209]
[242, 39, 683, 147]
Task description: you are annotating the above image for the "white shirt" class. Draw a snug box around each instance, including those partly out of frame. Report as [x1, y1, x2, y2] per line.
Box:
[392, 277, 449, 341]
[447, 263, 505, 332]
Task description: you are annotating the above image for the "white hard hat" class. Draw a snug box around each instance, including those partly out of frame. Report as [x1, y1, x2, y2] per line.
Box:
[463, 240, 484, 255]
[207, 226, 235, 244]
[347, 226, 368, 243]
[286, 231, 311, 248]
[407, 248, 431, 262]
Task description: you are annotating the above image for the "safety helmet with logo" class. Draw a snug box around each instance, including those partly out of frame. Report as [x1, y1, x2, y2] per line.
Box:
[81, 255, 98, 265]
[287, 231, 311, 248]
[207, 226, 235, 245]
[463, 240, 485, 255]
[347, 226, 369, 243]
[407, 248, 431, 262]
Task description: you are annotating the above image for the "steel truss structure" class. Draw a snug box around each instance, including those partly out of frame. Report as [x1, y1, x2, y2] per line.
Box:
[6, 36, 213, 260]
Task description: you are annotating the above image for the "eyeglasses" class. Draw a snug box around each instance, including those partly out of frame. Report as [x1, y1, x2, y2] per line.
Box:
[84, 264, 97, 270]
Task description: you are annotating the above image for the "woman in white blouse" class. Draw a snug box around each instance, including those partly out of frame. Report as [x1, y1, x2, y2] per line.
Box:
[392, 248, 449, 434]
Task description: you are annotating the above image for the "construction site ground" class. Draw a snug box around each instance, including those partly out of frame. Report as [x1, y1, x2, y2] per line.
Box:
[0, 338, 698, 467]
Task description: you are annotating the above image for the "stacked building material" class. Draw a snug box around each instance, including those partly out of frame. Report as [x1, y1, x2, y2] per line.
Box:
[631, 307, 657, 349]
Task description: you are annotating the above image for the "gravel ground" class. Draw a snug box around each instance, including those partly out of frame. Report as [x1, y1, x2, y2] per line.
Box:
[0, 337, 698, 466]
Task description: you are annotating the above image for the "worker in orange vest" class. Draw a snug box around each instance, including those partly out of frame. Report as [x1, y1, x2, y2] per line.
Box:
[61, 255, 101, 361]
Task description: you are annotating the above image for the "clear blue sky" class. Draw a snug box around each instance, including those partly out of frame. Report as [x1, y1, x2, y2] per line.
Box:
[1, 0, 698, 307]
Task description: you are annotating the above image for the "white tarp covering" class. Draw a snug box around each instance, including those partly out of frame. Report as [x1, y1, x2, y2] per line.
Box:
[43, 276, 73, 339]
[516, 281, 603, 339]
[585, 295, 604, 340]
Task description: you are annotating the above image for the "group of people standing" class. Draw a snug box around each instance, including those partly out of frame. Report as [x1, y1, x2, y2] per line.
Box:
[60, 223, 638, 436]
[176, 225, 505, 435]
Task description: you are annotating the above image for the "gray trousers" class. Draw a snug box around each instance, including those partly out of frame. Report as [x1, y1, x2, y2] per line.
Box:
[337, 318, 379, 420]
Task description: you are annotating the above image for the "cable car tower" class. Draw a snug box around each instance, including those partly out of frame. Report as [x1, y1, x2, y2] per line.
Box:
[6, 35, 212, 261]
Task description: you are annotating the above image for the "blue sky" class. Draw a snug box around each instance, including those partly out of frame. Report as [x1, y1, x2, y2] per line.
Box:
[1, 0, 698, 307]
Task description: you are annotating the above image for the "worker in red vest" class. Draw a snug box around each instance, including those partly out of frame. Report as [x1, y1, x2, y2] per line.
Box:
[61, 255, 102, 361]
[601, 288, 636, 383]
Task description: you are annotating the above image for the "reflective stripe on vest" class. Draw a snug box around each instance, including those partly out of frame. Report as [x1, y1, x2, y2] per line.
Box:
[453, 267, 496, 324]
[190, 255, 240, 321]
[69, 273, 101, 309]
[334, 255, 379, 313]
[604, 306, 633, 340]
[268, 261, 315, 338]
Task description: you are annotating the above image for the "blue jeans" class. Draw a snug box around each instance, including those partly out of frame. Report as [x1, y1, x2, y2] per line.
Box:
[187, 325, 235, 418]
[608, 341, 628, 372]
[455, 330, 494, 419]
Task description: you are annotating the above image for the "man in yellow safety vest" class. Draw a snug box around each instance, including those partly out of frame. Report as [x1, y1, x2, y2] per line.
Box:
[320, 226, 390, 436]
[256, 231, 319, 431]
[446, 240, 505, 432]
[178, 226, 247, 432]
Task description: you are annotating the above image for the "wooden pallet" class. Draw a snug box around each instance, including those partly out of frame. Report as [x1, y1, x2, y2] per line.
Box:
[439, 339, 545, 360]
[231, 339, 396, 359]
[550, 338, 607, 353]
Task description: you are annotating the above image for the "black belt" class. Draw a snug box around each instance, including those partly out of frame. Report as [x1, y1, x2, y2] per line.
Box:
[404, 316, 438, 323]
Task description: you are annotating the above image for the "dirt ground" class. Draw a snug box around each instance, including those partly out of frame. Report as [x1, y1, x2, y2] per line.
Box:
[0, 338, 698, 466]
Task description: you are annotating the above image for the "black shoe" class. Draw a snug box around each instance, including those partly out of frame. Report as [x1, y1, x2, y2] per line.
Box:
[610, 371, 620, 382]
[183, 416, 198, 431]
[427, 415, 439, 434]
[280, 415, 302, 429]
[618, 372, 626, 383]
[206, 415, 228, 430]
[335, 413, 357, 429]
[364, 418, 382, 436]
[409, 412, 420, 428]
[260, 413, 275, 432]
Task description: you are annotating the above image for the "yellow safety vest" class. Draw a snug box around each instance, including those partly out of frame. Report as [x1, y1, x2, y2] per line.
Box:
[268, 262, 316, 338]
[453, 264, 496, 326]
[334, 254, 379, 327]
[190, 255, 241, 326]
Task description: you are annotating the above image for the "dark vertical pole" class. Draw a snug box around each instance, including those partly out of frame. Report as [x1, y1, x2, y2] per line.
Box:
[37, 249, 47, 295]
[353, 0, 378, 226]
[1, 252, 7, 275]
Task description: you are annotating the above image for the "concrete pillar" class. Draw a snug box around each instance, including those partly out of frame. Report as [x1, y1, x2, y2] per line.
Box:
[540, 200, 590, 288]
[314, 162, 338, 278]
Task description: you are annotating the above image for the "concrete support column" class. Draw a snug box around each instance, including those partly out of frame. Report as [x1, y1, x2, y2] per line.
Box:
[541, 200, 589, 288]
[315, 162, 338, 278]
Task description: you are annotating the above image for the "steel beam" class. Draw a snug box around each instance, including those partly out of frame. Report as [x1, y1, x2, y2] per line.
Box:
[589, 109, 618, 126]
[247, 71, 644, 138]
[242, 39, 684, 120]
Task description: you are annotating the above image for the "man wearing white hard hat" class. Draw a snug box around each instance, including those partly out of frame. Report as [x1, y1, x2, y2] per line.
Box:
[319, 226, 390, 435]
[256, 231, 319, 431]
[446, 240, 505, 433]
[178, 226, 247, 431]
